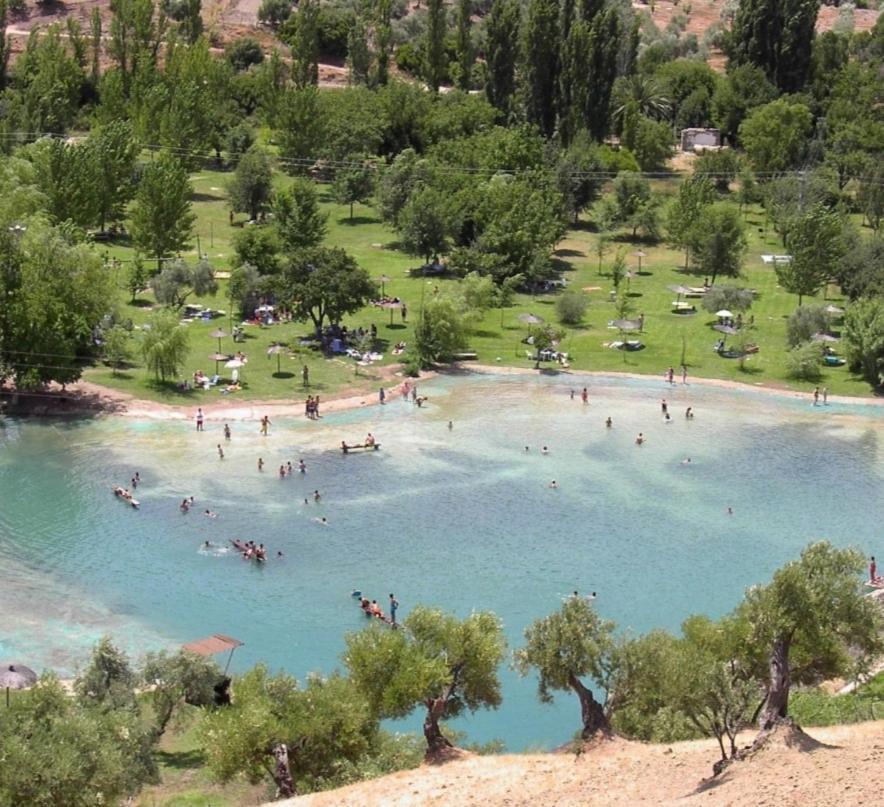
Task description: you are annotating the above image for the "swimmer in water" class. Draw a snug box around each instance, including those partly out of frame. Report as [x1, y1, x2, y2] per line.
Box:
[257, 457, 264, 471]
[549, 480, 559, 488]
[605, 417, 613, 428]
[685, 407, 694, 419]
[664, 413, 672, 423]
[542, 446, 549, 454]
[314, 490, 321, 502]
[635, 433, 645, 445]
[682, 457, 692, 465]
[286, 461, 293, 475]
[203, 509, 217, 518]
[298, 459, 306, 473]
[524, 446, 530, 452]
[314, 516, 328, 525]
[217, 444, 225, 459]
[203, 540, 212, 549]
[180, 498, 191, 512]
[448, 421, 453, 430]
[727, 506, 733, 515]
[279, 465, 286, 478]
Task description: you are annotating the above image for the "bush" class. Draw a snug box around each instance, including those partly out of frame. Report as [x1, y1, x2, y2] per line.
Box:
[632, 117, 674, 171]
[394, 43, 421, 76]
[786, 305, 827, 347]
[701, 286, 754, 314]
[694, 149, 741, 192]
[785, 341, 823, 381]
[258, 0, 292, 28]
[556, 289, 589, 325]
[225, 38, 264, 71]
[316, 6, 351, 59]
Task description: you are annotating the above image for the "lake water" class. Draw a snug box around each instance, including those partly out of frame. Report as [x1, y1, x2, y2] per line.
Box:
[1, 373, 882, 750]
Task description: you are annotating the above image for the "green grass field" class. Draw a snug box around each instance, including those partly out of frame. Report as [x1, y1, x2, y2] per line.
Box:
[84, 168, 876, 402]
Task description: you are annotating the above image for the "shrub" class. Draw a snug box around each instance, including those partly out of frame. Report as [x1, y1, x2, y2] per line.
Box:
[701, 286, 754, 314]
[556, 289, 589, 325]
[786, 341, 823, 381]
[225, 38, 264, 71]
[786, 305, 827, 347]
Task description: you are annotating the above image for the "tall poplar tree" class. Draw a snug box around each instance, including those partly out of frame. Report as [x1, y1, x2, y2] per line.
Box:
[485, 0, 519, 114]
[424, 0, 447, 92]
[374, 0, 392, 86]
[522, 0, 559, 137]
[347, 15, 371, 86]
[291, 0, 319, 89]
[454, 0, 473, 90]
[728, 0, 818, 93]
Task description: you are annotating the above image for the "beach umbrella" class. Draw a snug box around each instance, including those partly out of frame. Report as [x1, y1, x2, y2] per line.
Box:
[209, 352, 228, 374]
[266, 344, 285, 373]
[209, 328, 227, 352]
[812, 332, 840, 343]
[715, 309, 734, 319]
[713, 323, 738, 335]
[225, 358, 244, 369]
[631, 249, 647, 273]
[1, 662, 37, 706]
[519, 313, 544, 325]
[376, 299, 403, 325]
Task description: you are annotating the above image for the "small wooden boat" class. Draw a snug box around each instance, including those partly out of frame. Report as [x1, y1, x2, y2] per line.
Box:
[111, 485, 139, 508]
[341, 442, 381, 454]
[230, 539, 266, 562]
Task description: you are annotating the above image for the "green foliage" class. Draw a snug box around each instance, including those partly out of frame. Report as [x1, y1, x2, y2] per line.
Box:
[225, 37, 264, 71]
[779, 205, 843, 306]
[290, 0, 319, 88]
[103, 325, 133, 374]
[785, 340, 823, 381]
[130, 153, 196, 270]
[276, 246, 376, 334]
[74, 636, 138, 709]
[728, 0, 818, 93]
[227, 145, 272, 221]
[150, 258, 218, 309]
[666, 175, 715, 268]
[424, 0, 447, 92]
[485, 0, 519, 113]
[0, 675, 157, 806]
[272, 178, 328, 251]
[257, 0, 291, 29]
[693, 149, 741, 193]
[200, 665, 379, 796]
[701, 286, 754, 314]
[397, 186, 449, 263]
[127, 254, 148, 303]
[844, 297, 884, 387]
[689, 203, 747, 284]
[522, 0, 559, 137]
[332, 160, 375, 220]
[141, 309, 191, 382]
[228, 262, 261, 317]
[789, 674, 884, 727]
[556, 289, 589, 325]
[453, 0, 473, 90]
[739, 100, 813, 173]
[377, 148, 433, 227]
[838, 232, 884, 302]
[141, 650, 221, 738]
[786, 305, 827, 347]
[630, 116, 673, 171]
[711, 63, 778, 143]
[88, 120, 139, 232]
[413, 294, 470, 365]
[347, 15, 372, 86]
[231, 226, 280, 276]
[557, 132, 606, 224]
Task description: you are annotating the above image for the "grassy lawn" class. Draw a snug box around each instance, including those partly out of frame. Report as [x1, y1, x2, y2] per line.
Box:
[83, 169, 876, 402]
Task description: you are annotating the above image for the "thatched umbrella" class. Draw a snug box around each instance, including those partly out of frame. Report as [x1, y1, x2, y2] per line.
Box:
[378, 275, 391, 297]
[631, 249, 648, 273]
[267, 344, 285, 374]
[209, 352, 229, 374]
[1, 662, 37, 706]
[210, 328, 227, 353]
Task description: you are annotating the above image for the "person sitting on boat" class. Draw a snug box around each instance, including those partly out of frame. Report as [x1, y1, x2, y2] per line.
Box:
[360, 597, 372, 614]
[255, 544, 267, 561]
[369, 600, 385, 619]
[365, 433, 375, 446]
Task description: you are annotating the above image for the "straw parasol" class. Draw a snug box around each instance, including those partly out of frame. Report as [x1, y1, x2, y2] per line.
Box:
[210, 353, 229, 375]
[631, 249, 648, 273]
[266, 344, 285, 374]
[378, 275, 391, 297]
[1, 662, 37, 706]
[210, 328, 227, 352]
[375, 299, 403, 325]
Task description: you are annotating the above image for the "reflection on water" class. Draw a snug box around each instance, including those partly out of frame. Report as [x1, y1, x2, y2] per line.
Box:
[0, 374, 881, 749]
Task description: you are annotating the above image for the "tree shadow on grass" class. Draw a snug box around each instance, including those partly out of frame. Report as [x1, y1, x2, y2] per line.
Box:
[385, 323, 407, 330]
[156, 748, 206, 771]
[337, 216, 381, 226]
[129, 298, 155, 308]
[190, 191, 225, 203]
[555, 248, 586, 258]
[272, 371, 295, 379]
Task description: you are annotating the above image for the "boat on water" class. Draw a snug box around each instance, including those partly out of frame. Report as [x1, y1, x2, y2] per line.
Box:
[230, 538, 267, 562]
[111, 485, 139, 508]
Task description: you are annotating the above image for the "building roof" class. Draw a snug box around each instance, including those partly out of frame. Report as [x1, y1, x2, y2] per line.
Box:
[182, 634, 243, 656]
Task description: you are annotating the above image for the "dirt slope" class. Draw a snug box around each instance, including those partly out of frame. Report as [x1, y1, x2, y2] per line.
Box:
[276, 721, 884, 807]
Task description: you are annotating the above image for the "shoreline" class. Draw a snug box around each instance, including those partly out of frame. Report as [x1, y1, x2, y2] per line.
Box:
[2, 364, 882, 420]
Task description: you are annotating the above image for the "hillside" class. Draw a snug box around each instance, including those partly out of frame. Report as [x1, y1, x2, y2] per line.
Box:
[276, 721, 884, 807]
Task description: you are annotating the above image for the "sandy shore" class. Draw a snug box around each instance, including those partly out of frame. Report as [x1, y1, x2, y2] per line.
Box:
[2, 364, 882, 420]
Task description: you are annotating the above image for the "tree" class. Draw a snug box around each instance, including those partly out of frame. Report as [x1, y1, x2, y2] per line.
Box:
[130, 153, 196, 271]
[453, 0, 473, 91]
[785, 305, 827, 347]
[200, 666, 378, 798]
[844, 297, 884, 387]
[514, 596, 620, 739]
[228, 262, 261, 318]
[738, 100, 813, 173]
[276, 246, 375, 335]
[345, 606, 506, 755]
[0, 220, 112, 389]
[424, 0, 447, 92]
[521, 0, 559, 137]
[104, 325, 132, 375]
[694, 150, 742, 194]
[74, 636, 138, 710]
[225, 36, 264, 71]
[227, 145, 273, 221]
[557, 132, 605, 224]
[701, 286, 754, 316]
[667, 176, 715, 270]
[150, 258, 218, 309]
[141, 650, 220, 738]
[290, 0, 319, 88]
[376, 149, 433, 227]
[108, 0, 167, 96]
[526, 322, 565, 366]
[556, 290, 588, 325]
[711, 64, 778, 144]
[332, 160, 374, 220]
[257, 0, 291, 29]
[397, 187, 449, 263]
[737, 542, 882, 733]
[232, 227, 281, 276]
[485, 0, 519, 114]
[27, 137, 99, 230]
[141, 309, 191, 382]
[127, 254, 148, 303]
[347, 15, 371, 86]
[413, 294, 471, 365]
[858, 167, 884, 233]
[87, 120, 139, 232]
[728, 0, 818, 93]
[276, 87, 325, 163]
[373, 0, 392, 87]
[272, 179, 328, 251]
[778, 205, 843, 306]
[689, 203, 747, 285]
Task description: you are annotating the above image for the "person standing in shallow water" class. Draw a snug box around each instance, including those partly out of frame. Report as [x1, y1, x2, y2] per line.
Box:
[389, 593, 399, 624]
[196, 408, 204, 431]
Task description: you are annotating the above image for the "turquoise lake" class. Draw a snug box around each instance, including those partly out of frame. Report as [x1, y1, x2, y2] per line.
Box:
[1, 373, 882, 750]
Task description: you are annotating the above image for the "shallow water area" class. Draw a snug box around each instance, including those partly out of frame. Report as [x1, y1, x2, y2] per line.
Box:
[1, 374, 881, 750]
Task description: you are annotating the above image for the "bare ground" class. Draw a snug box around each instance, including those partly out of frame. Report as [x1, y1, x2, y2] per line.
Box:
[275, 721, 884, 807]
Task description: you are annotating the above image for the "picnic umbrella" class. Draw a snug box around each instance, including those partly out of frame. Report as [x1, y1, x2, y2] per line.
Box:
[266, 344, 285, 373]
[378, 274, 391, 297]
[625, 270, 638, 293]
[713, 323, 738, 335]
[518, 313, 544, 325]
[376, 299, 402, 325]
[715, 310, 734, 319]
[1, 662, 37, 706]
[632, 249, 647, 273]
[225, 357, 245, 382]
[209, 328, 227, 352]
[209, 352, 228, 374]
[812, 332, 840, 343]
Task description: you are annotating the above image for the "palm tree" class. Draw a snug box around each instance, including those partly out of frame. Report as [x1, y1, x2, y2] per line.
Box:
[612, 75, 672, 125]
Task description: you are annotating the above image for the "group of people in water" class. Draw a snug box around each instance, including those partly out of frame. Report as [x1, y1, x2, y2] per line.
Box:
[352, 590, 400, 626]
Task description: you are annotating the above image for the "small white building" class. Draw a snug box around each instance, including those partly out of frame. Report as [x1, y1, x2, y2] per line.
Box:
[680, 128, 721, 152]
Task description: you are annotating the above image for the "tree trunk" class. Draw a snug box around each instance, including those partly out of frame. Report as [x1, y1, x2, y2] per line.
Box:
[271, 743, 295, 799]
[349, 201, 354, 220]
[423, 697, 453, 755]
[759, 636, 791, 730]
[568, 672, 611, 739]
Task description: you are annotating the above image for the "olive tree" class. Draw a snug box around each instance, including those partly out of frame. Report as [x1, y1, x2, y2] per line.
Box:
[737, 542, 882, 733]
[150, 258, 219, 310]
[344, 606, 506, 756]
[514, 597, 619, 739]
[141, 650, 221, 739]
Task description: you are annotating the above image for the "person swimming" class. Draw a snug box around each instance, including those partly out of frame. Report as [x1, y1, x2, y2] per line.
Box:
[542, 446, 549, 454]
[180, 498, 191, 512]
[204, 509, 217, 518]
[313, 490, 321, 502]
[635, 433, 645, 445]
[605, 417, 613, 428]
[549, 480, 558, 488]
[314, 516, 328, 525]
[257, 457, 264, 471]
[298, 459, 306, 473]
